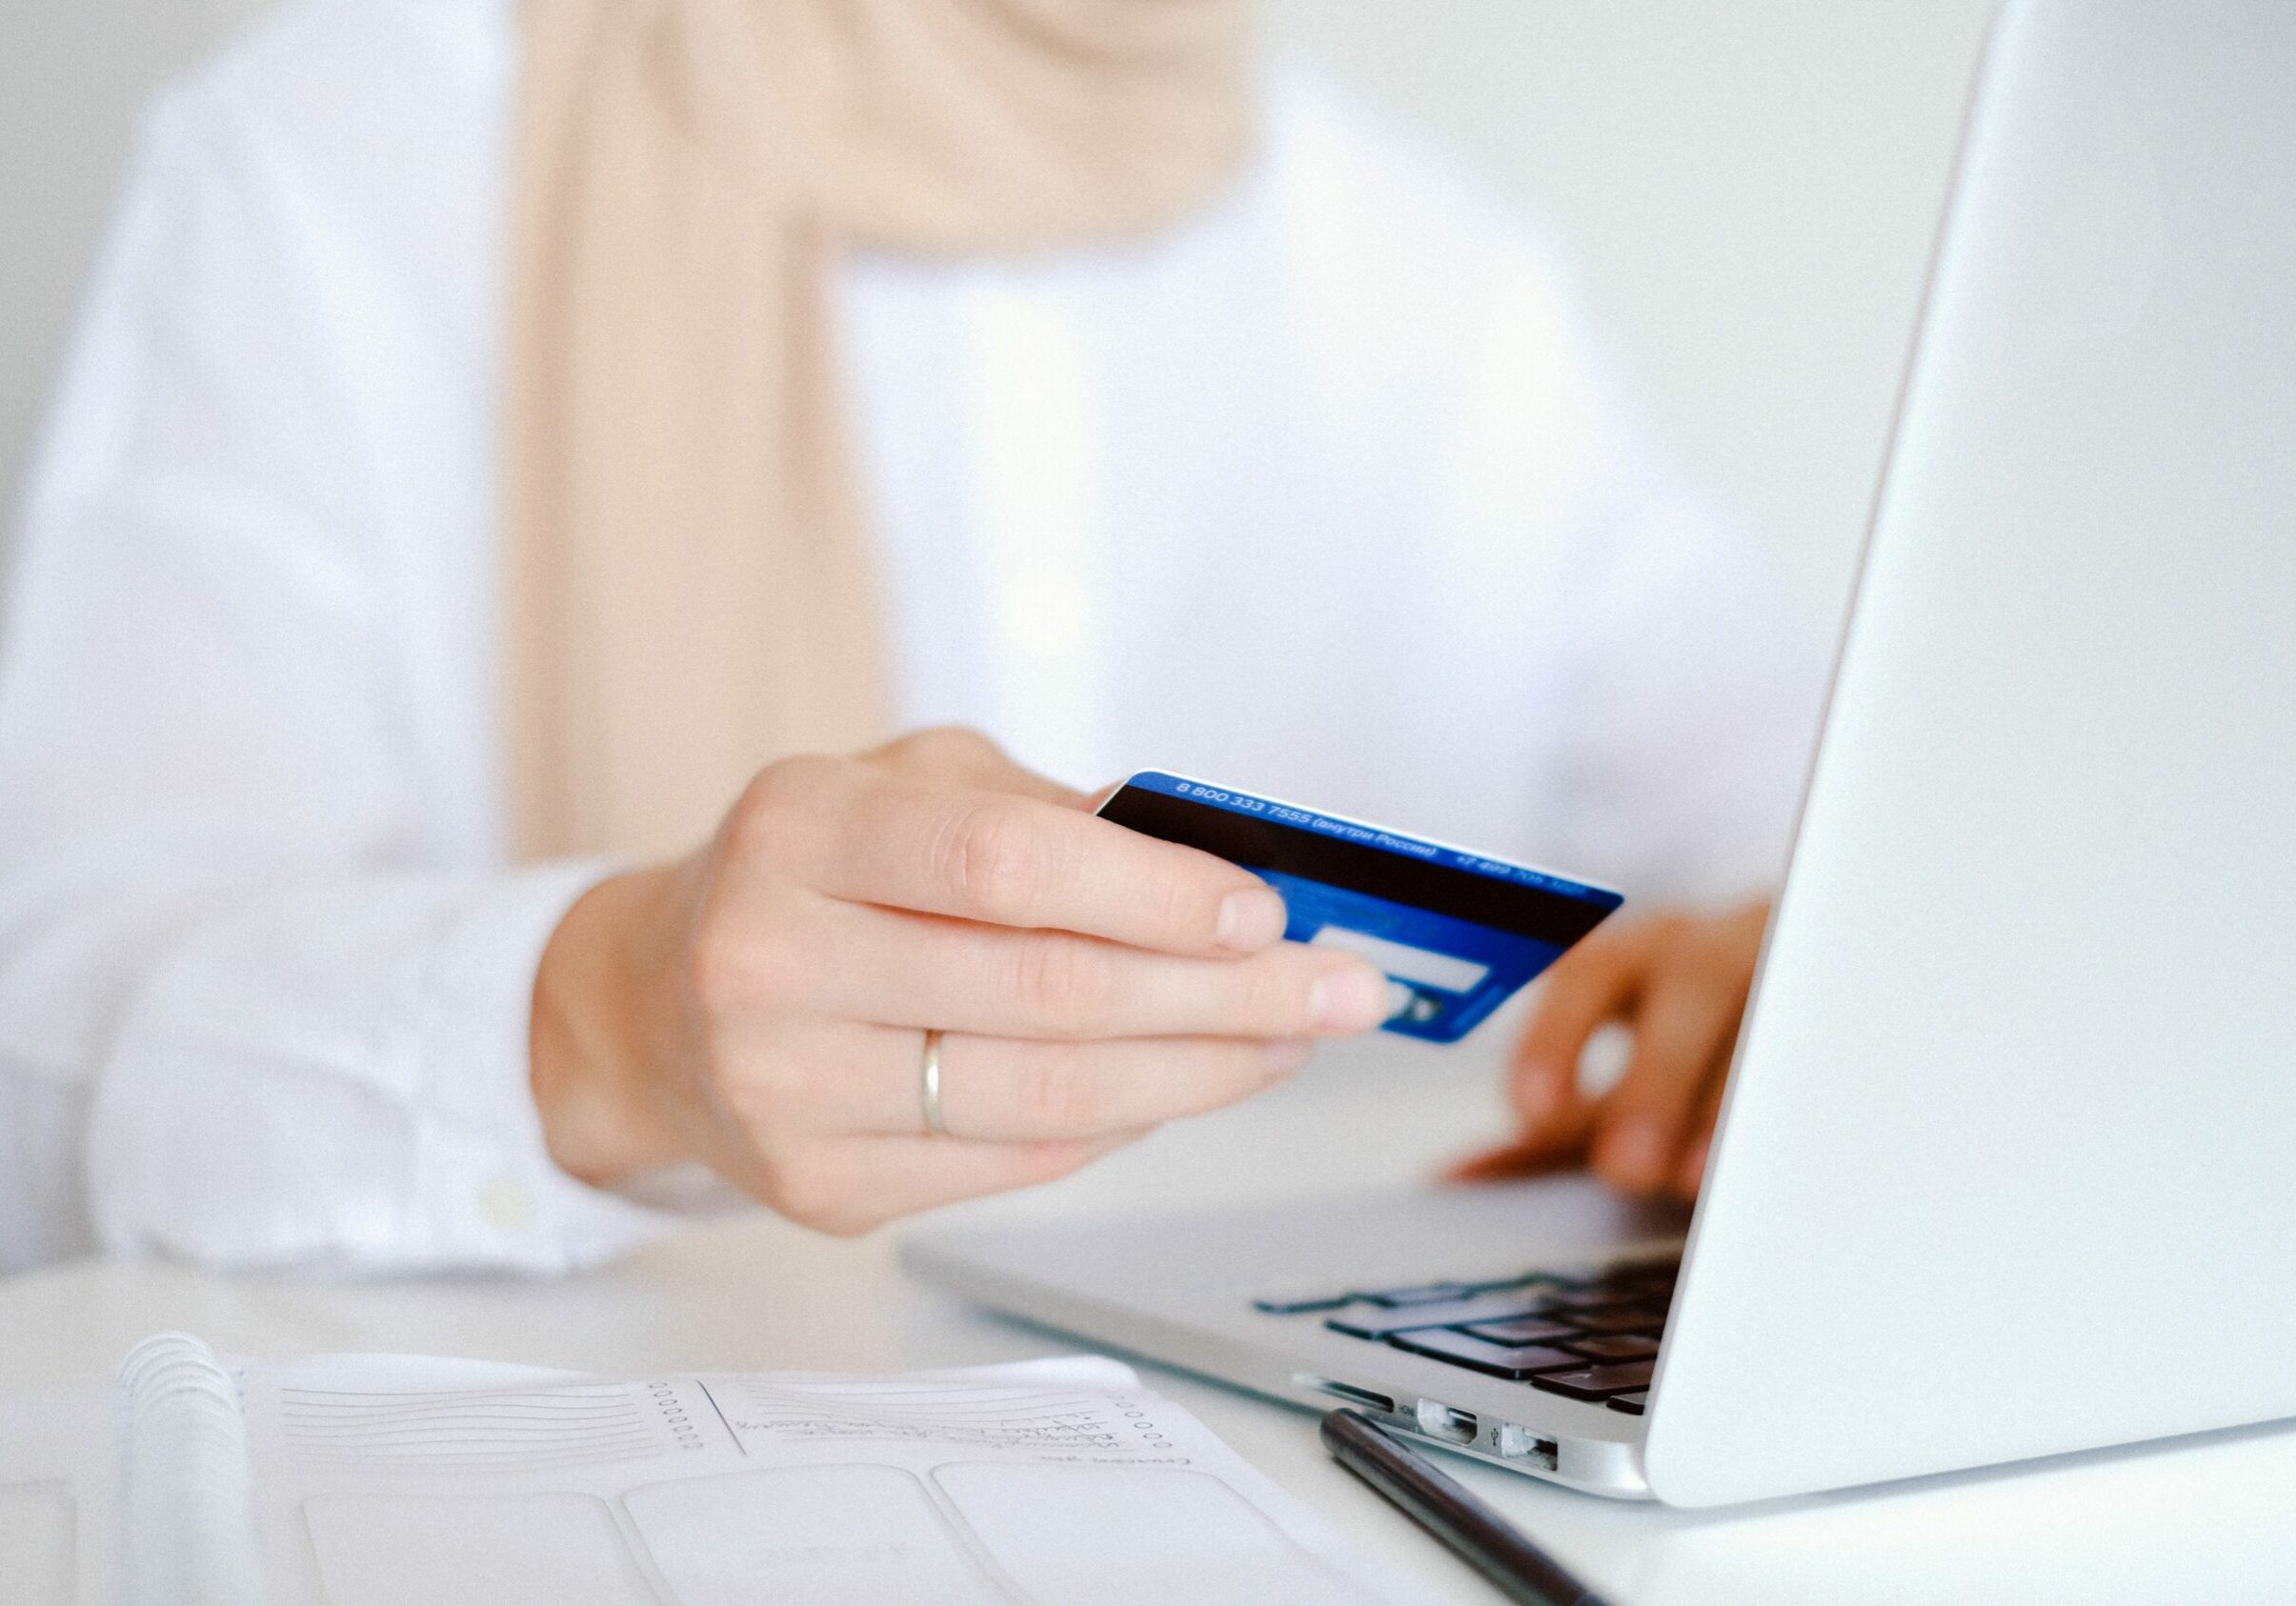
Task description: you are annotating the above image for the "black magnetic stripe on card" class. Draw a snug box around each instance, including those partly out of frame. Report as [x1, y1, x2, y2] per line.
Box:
[1098, 789, 1619, 946]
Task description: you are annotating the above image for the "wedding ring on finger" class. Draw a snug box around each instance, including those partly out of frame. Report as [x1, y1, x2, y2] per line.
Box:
[919, 1028, 951, 1137]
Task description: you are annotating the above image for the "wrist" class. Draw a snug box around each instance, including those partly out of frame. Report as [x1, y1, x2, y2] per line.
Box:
[530, 863, 696, 1187]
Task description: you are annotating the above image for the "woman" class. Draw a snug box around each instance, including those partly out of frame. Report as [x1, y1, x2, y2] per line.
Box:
[0, 0, 1818, 1275]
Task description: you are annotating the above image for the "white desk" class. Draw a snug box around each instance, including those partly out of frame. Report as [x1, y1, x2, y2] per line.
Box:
[5, 1034, 2292, 1604]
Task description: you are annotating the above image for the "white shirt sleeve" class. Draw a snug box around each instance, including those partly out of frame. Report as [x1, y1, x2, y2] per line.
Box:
[0, 90, 667, 1275]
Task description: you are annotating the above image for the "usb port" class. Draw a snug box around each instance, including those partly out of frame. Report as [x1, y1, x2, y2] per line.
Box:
[1495, 1423, 1560, 1470]
[1415, 1400, 1479, 1445]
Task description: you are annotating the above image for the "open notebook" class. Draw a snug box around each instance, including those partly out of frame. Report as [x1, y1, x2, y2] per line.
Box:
[0, 1333, 1438, 1606]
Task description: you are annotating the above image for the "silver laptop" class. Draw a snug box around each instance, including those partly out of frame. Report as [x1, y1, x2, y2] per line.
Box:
[903, 0, 2296, 1506]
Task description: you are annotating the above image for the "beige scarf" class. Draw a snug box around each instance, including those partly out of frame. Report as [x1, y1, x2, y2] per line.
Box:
[505, 0, 1250, 861]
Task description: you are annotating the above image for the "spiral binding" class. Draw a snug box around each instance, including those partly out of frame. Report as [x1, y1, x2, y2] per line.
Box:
[115, 1333, 269, 1606]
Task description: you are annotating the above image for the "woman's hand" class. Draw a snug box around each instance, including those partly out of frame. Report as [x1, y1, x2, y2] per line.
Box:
[1456, 902, 1769, 1203]
[529, 728, 1389, 1233]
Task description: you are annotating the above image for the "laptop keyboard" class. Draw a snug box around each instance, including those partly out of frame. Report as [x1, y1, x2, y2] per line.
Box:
[1254, 1256, 1678, 1416]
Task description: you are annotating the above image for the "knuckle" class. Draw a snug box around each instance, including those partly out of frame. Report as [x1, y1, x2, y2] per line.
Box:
[1013, 935, 1118, 1034]
[685, 902, 811, 1015]
[898, 725, 1002, 765]
[937, 798, 1045, 922]
[723, 755, 838, 865]
[685, 914, 762, 1014]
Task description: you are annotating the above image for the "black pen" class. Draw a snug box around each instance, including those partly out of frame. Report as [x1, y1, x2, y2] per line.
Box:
[1320, 1409, 1612, 1606]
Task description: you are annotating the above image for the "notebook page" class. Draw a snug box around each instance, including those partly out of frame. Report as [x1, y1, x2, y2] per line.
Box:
[233, 1353, 1435, 1606]
[0, 1385, 103, 1606]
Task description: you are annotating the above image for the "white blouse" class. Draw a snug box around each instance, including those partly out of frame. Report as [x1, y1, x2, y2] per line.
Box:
[0, 0, 1823, 1276]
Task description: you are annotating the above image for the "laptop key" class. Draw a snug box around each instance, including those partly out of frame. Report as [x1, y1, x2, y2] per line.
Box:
[1459, 1272, 1529, 1294]
[1531, 1360, 1658, 1401]
[1581, 1268, 1676, 1303]
[1606, 1390, 1650, 1415]
[1251, 1292, 1357, 1315]
[1494, 1267, 1591, 1288]
[1586, 1282, 1673, 1313]
[1561, 1334, 1661, 1362]
[1359, 1282, 1479, 1308]
[1388, 1330, 1587, 1380]
[1460, 1315, 1581, 1347]
[1325, 1291, 1572, 1340]
[1462, 1272, 1575, 1297]
[1557, 1305, 1667, 1335]
[1597, 1256, 1679, 1284]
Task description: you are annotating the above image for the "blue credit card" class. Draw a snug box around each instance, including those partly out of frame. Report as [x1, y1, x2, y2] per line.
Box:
[1098, 772, 1623, 1042]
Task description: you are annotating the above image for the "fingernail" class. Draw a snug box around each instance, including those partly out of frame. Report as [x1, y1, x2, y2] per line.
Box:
[1599, 1121, 1672, 1185]
[1217, 886, 1288, 953]
[1260, 1039, 1314, 1079]
[1310, 962, 1389, 1034]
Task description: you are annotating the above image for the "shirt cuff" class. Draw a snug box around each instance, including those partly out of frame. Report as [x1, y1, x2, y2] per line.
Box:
[411, 859, 691, 1274]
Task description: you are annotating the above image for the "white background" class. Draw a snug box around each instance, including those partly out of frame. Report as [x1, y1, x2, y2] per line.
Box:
[0, 0, 2000, 633]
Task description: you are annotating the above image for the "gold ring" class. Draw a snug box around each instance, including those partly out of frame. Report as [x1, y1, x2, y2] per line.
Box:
[919, 1029, 950, 1137]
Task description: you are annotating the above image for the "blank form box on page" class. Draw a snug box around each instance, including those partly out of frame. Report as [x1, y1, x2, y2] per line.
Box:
[625, 1464, 1007, 1606]
[933, 1462, 1381, 1606]
[303, 1492, 654, 1606]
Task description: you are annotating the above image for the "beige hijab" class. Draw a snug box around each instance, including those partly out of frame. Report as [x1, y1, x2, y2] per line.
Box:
[505, 0, 1250, 861]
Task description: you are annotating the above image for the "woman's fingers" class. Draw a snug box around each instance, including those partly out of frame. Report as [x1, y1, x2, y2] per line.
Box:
[1586, 969, 1740, 1193]
[1586, 909, 1763, 1194]
[745, 759, 1292, 959]
[1465, 904, 1770, 1202]
[732, 895, 1388, 1042]
[628, 733, 1389, 1238]
[828, 1028, 1313, 1142]
[755, 1130, 1143, 1236]
[1506, 923, 1656, 1141]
